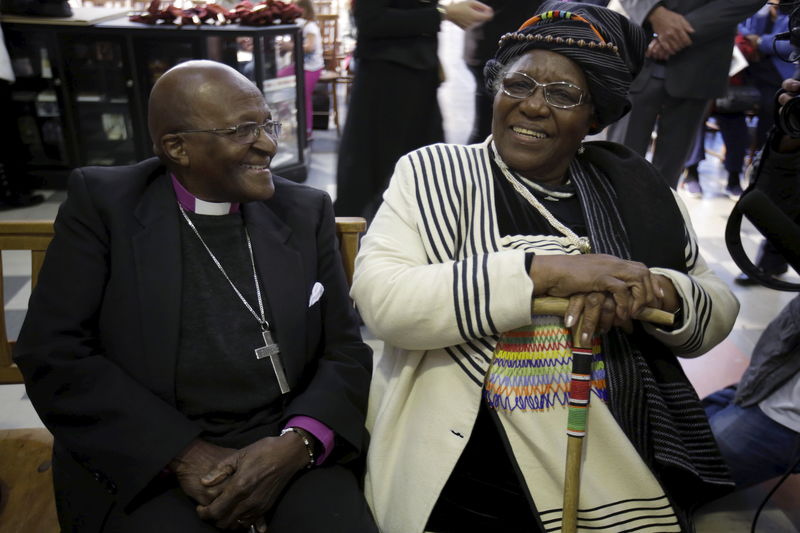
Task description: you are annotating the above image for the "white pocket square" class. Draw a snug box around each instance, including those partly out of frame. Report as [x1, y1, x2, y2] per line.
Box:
[309, 282, 324, 307]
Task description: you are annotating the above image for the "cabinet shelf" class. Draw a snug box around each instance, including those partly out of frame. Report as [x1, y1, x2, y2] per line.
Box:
[74, 95, 129, 104]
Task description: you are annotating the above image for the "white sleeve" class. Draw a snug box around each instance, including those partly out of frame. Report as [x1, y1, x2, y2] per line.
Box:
[351, 154, 534, 351]
[644, 190, 739, 357]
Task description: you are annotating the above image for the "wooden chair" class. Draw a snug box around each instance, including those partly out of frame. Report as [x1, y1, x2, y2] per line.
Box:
[312, 0, 337, 15]
[315, 13, 353, 135]
[317, 13, 340, 72]
[0, 221, 54, 385]
[0, 216, 366, 532]
[335, 216, 366, 287]
[0, 221, 57, 532]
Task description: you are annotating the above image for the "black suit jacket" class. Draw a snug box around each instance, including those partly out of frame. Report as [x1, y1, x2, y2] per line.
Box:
[619, 0, 763, 99]
[13, 158, 372, 531]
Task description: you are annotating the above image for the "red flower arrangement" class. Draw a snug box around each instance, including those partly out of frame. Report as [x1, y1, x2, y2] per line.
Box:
[130, 0, 303, 26]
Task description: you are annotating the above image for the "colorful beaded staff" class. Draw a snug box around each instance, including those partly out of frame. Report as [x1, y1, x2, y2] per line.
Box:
[566, 345, 593, 437]
[562, 323, 594, 533]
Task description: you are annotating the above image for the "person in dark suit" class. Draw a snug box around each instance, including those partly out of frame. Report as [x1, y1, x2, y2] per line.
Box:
[607, 0, 763, 190]
[14, 60, 376, 533]
[334, 0, 493, 221]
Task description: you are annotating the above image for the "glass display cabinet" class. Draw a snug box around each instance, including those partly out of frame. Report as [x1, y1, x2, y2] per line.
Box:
[4, 30, 71, 170]
[2, 16, 308, 185]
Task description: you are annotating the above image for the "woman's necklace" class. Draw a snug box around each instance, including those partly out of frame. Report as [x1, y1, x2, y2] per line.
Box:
[490, 140, 591, 254]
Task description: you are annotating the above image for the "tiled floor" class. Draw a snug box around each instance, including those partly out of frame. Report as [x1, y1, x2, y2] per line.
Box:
[2, 22, 798, 532]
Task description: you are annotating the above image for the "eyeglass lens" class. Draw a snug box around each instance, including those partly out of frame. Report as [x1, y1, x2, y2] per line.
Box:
[232, 121, 282, 142]
[502, 72, 583, 108]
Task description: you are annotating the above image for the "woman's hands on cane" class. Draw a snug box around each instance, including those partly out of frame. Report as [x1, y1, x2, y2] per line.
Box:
[529, 254, 681, 343]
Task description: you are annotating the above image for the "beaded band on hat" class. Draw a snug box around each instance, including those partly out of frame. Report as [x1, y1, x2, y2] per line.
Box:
[497, 10, 620, 56]
[519, 11, 606, 41]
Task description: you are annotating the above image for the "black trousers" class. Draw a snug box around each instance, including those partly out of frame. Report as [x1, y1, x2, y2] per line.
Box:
[101, 464, 377, 533]
[607, 73, 709, 189]
[335, 59, 444, 221]
[754, 161, 800, 275]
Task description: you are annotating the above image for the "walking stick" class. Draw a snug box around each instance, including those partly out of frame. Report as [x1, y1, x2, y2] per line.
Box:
[531, 296, 674, 326]
[530, 297, 674, 533]
[561, 315, 592, 533]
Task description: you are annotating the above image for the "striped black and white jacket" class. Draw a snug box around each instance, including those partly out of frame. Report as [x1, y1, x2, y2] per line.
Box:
[352, 139, 738, 533]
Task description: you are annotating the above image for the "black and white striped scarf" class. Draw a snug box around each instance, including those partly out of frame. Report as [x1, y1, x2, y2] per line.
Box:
[568, 157, 732, 525]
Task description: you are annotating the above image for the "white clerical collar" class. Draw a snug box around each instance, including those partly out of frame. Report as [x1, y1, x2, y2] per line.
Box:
[171, 173, 240, 215]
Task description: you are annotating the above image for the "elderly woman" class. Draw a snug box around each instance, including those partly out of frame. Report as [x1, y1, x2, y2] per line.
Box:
[351, 2, 739, 532]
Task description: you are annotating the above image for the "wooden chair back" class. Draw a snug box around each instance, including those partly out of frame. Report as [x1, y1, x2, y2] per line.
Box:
[0, 222, 55, 385]
[0, 222, 57, 531]
[312, 0, 336, 15]
[317, 13, 340, 72]
[0, 217, 365, 384]
[335, 216, 366, 286]
[315, 12, 353, 136]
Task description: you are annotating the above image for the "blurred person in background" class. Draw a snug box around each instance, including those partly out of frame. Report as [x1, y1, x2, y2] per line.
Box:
[335, 0, 494, 221]
[607, 0, 762, 194]
[278, 0, 324, 143]
[734, 3, 798, 283]
[681, 3, 794, 200]
[464, 0, 539, 144]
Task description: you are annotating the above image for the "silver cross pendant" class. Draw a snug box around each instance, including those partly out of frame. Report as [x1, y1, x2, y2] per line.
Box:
[254, 328, 290, 394]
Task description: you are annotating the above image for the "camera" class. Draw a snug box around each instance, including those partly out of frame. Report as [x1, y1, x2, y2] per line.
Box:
[776, 0, 800, 136]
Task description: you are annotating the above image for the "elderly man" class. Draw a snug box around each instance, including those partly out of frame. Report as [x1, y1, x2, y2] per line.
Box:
[14, 60, 376, 533]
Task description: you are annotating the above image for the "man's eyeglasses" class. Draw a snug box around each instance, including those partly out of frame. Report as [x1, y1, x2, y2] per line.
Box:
[174, 120, 282, 144]
[501, 72, 587, 109]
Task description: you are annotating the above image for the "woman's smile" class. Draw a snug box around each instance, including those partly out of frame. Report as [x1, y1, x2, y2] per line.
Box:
[492, 49, 593, 186]
[510, 125, 549, 140]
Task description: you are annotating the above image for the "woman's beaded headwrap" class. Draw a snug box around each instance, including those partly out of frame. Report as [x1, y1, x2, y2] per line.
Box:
[485, 1, 647, 132]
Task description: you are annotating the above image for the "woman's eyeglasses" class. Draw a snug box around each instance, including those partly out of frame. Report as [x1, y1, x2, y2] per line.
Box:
[501, 72, 587, 109]
[174, 120, 283, 144]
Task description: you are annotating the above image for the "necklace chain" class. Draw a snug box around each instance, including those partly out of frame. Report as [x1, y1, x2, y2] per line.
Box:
[515, 173, 575, 200]
[178, 205, 270, 330]
[490, 141, 591, 253]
